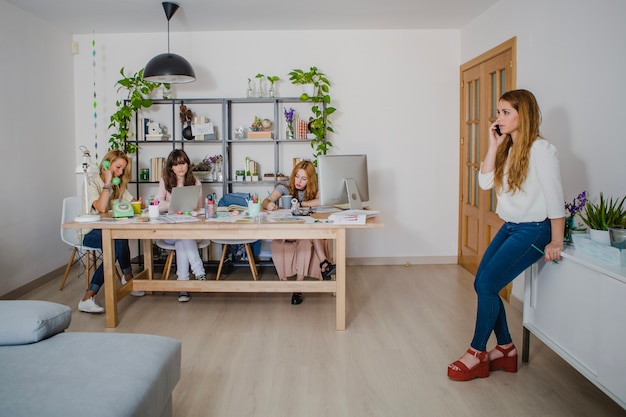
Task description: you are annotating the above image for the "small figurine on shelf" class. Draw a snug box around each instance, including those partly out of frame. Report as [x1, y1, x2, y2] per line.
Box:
[180, 104, 194, 140]
[147, 121, 163, 135]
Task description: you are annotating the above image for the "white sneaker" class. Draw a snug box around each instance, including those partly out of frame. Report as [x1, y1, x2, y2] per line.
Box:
[196, 274, 206, 281]
[121, 277, 145, 297]
[178, 292, 191, 302]
[78, 297, 104, 313]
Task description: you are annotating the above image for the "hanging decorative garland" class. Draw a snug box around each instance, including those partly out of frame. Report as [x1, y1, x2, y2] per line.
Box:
[92, 32, 98, 161]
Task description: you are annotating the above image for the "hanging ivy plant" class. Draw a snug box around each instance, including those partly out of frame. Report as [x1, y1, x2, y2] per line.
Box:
[288, 66, 337, 164]
[108, 67, 165, 154]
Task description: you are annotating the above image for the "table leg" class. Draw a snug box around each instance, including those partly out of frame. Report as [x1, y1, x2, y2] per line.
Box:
[335, 228, 346, 330]
[143, 239, 154, 280]
[143, 238, 154, 293]
[102, 229, 119, 328]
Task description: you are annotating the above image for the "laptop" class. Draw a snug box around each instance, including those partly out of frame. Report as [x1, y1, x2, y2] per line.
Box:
[167, 185, 202, 214]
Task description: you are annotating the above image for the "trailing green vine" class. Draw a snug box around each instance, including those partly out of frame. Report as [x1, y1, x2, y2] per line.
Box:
[108, 67, 165, 154]
[288, 67, 337, 163]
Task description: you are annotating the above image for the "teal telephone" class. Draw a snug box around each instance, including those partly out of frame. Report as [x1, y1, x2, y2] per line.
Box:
[112, 201, 134, 218]
[101, 161, 121, 185]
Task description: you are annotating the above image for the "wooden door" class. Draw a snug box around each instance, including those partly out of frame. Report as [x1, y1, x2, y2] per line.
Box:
[458, 38, 516, 276]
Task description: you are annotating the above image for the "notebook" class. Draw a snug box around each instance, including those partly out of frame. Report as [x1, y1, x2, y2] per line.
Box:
[168, 185, 202, 214]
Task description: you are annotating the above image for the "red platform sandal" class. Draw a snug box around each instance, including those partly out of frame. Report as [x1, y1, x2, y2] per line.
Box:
[489, 344, 518, 373]
[447, 349, 489, 381]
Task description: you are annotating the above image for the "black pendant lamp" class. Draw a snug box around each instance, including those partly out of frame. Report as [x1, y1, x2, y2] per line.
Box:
[144, 2, 196, 84]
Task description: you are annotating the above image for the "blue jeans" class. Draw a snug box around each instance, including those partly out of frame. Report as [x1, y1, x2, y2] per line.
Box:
[470, 219, 551, 351]
[82, 229, 132, 294]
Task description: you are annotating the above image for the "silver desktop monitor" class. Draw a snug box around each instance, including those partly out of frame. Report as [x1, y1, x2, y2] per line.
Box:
[318, 154, 369, 209]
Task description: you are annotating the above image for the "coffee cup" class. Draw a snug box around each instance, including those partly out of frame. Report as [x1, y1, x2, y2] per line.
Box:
[280, 195, 293, 209]
[131, 201, 142, 215]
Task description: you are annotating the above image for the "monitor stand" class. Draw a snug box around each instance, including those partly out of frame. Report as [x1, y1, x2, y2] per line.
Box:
[344, 178, 363, 210]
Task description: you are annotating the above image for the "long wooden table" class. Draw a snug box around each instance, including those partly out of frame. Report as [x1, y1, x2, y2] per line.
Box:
[63, 215, 383, 329]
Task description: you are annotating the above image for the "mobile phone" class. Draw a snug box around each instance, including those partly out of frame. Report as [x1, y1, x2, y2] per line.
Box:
[494, 124, 502, 136]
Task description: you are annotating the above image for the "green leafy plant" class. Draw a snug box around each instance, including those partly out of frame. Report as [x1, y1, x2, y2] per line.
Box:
[288, 66, 337, 163]
[267, 75, 280, 85]
[108, 67, 165, 154]
[579, 193, 626, 230]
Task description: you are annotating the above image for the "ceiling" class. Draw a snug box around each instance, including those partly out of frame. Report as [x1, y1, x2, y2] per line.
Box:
[6, 0, 497, 34]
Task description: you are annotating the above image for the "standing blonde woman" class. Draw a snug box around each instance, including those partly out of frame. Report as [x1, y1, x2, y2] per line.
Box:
[448, 90, 565, 381]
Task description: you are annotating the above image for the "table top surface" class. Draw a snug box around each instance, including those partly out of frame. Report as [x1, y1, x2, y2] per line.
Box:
[63, 211, 384, 230]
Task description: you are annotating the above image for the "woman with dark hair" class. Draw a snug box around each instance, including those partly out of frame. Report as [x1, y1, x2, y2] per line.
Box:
[156, 149, 206, 302]
[78, 150, 144, 313]
[262, 160, 336, 305]
[448, 90, 565, 381]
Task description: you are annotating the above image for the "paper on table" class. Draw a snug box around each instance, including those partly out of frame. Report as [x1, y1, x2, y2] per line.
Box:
[328, 213, 367, 225]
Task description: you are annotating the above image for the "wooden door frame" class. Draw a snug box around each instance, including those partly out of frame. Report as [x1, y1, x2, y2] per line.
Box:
[457, 37, 517, 272]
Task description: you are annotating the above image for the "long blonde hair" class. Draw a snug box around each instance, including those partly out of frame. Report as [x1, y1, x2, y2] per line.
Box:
[100, 150, 132, 200]
[494, 89, 542, 194]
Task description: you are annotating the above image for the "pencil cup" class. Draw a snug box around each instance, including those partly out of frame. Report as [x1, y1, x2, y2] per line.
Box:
[280, 195, 292, 209]
[148, 205, 159, 219]
[248, 201, 261, 218]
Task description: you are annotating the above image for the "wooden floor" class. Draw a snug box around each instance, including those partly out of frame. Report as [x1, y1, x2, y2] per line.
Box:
[17, 262, 626, 417]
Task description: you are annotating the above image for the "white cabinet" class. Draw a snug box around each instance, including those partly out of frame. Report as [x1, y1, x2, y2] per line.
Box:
[523, 249, 626, 410]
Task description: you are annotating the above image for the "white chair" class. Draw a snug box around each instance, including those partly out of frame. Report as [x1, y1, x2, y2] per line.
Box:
[155, 240, 212, 281]
[59, 196, 102, 290]
[211, 240, 259, 281]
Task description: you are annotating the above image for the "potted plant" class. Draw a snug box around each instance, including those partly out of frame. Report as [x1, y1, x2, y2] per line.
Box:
[288, 66, 337, 163]
[108, 67, 165, 154]
[579, 192, 626, 244]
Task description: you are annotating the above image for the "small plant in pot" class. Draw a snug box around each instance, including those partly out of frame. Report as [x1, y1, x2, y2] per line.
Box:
[108, 67, 166, 154]
[579, 193, 626, 244]
[288, 66, 337, 164]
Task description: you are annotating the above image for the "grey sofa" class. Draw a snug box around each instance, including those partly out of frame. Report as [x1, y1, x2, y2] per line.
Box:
[0, 300, 181, 417]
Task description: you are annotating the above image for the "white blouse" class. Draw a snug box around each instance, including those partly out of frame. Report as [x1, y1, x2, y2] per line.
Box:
[479, 139, 565, 223]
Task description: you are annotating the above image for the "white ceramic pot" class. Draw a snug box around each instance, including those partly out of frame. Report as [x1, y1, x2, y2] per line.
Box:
[589, 228, 611, 245]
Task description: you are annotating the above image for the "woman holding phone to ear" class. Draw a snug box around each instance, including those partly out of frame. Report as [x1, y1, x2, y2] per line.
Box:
[448, 90, 565, 381]
[77, 150, 144, 314]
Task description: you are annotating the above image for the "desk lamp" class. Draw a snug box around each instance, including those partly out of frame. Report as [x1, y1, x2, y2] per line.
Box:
[74, 146, 101, 223]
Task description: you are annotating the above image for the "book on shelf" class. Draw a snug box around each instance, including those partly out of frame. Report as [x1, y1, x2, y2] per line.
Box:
[247, 130, 273, 139]
[145, 134, 170, 141]
[150, 157, 165, 182]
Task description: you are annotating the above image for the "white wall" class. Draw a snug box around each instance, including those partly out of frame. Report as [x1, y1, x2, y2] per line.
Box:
[4, 0, 624, 296]
[461, 0, 626, 304]
[72, 29, 461, 266]
[0, 0, 76, 296]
